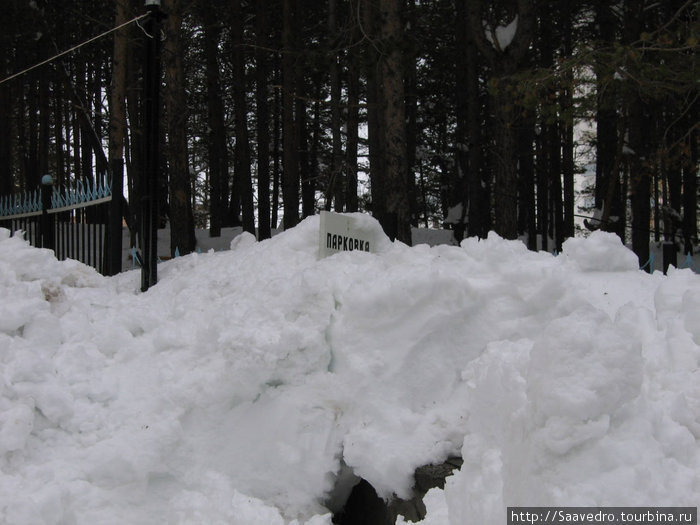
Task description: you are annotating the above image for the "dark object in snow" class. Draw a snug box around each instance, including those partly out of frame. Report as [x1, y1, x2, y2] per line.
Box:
[332, 457, 463, 525]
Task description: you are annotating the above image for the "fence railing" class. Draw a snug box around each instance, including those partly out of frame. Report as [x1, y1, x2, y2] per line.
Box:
[0, 175, 114, 275]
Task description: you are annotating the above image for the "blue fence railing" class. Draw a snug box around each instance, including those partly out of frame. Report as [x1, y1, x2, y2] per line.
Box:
[0, 177, 113, 274]
[0, 178, 112, 220]
[0, 191, 43, 218]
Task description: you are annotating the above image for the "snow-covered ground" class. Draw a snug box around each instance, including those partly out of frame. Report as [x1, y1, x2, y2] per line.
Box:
[1, 214, 699, 525]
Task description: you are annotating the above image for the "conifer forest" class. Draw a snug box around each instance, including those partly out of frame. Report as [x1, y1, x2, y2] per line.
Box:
[0, 0, 697, 266]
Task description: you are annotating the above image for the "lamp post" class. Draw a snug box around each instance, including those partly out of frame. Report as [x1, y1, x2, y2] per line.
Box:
[141, 0, 164, 291]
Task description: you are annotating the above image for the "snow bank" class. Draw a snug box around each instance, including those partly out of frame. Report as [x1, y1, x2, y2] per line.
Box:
[0, 218, 698, 525]
[562, 230, 639, 272]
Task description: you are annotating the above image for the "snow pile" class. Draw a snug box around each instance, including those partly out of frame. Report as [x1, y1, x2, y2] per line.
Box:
[0, 218, 699, 525]
[561, 230, 639, 271]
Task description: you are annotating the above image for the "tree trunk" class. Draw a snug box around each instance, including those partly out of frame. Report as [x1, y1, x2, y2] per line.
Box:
[625, 3, 650, 268]
[549, 121, 564, 251]
[27, 76, 40, 189]
[362, 0, 385, 227]
[345, 3, 360, 213]
[125, 30, 143, 236]
[164, 0, 196, 256]
[231, 0, 255, 235]
[38, 67, 51, 180]
[539, 1, 563, 252]
[493, 81, 519, 239]
[53, 82, 66, 187]
[518, 112, 536, 250]
[594, 1, 623, 239]
[107, 0, 129, 275]
[0, 45, 13, 195]
[536, 126, 549, 252]
[629, 97, 651, 269]
[682, 125, 698, 254]
[272, 63, 282, 229]
[282, 0, 299, 229]
[378, 0, 411, 244]
[561, 0, 575, 241]
[327, 0, 344, 212]
[79, 68, 93, 185]
[466, 0, 536, 241]
[464, 14, 488, 239]
[452, 0, 470, 242]
[404, 0, 418, 227]
[256, 0, 272, 240]
[310, 84, 322, 214]
[297, 72, 314, 218]
[200, 1, 228, 238]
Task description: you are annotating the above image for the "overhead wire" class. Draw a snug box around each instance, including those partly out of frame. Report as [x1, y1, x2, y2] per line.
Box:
[0, 12, 149, 86]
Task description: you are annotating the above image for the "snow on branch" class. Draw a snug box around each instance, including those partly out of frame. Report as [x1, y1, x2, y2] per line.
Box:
[484, 15, 519, 52]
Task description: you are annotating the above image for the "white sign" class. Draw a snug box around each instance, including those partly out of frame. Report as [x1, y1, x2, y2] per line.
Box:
[319, 211, 375, 258]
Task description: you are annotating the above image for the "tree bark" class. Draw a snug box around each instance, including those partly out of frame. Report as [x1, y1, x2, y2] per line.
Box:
[404, 0, 418, 227]
[466, 32, 488, 238]
[561, 0, 575, 241]
[378, 0, 411, 244]
[256, 0, 272, 240]
[164, 0, 196, 256]
[200, 0, 229, 238]
[624, 1, 649, 268]
[452, 0, 470, 242]
[629, 97, 651, 269]
[518, 112, 536, 250]
[682, 123, 698, 253]
[0, 45, 13, 196]
[107, 0, 129, 275]
[125, 27, 143, 237]
[466, 0, 535, 240]
[345, 2, 361, 213]
[536, 125, 549, 252]
[326, 0, 344, 212]
[593, 1, 623, 239]
[282, 0, 299, 229]
[272, 64, 282, 229]
[297, 65, 314, 218]
[231, 0, 255, 235]
[362, 0, 385, 227]
[38, 66, 51, 180]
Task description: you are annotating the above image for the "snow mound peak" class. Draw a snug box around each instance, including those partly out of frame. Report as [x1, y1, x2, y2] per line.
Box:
[562, 230, 640, 271]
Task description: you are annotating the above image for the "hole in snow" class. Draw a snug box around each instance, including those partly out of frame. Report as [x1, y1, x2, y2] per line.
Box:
[329, 457, 462, 525]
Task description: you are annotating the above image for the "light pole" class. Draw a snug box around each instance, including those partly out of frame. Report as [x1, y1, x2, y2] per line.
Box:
[141, 0, 164, 291]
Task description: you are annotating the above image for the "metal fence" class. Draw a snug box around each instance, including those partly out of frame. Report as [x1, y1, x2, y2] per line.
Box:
[0, 176, 113, 274]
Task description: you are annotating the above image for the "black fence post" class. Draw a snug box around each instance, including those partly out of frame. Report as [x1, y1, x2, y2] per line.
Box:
[662, 241, 677, 275]
[141, 0, 164, 291]
[40, 175, 55, 251]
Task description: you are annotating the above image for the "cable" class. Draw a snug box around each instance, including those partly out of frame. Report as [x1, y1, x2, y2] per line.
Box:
[0, 13, 149, 86]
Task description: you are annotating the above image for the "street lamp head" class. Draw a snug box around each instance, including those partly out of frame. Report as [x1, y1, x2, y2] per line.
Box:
[145, 0, 161, 6]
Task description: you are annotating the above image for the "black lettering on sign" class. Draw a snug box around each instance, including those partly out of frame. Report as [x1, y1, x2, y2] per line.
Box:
[325, 232, 371, 253]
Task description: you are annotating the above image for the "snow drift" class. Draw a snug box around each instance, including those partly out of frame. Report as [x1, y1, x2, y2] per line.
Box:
[0, 217, 698, 525]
